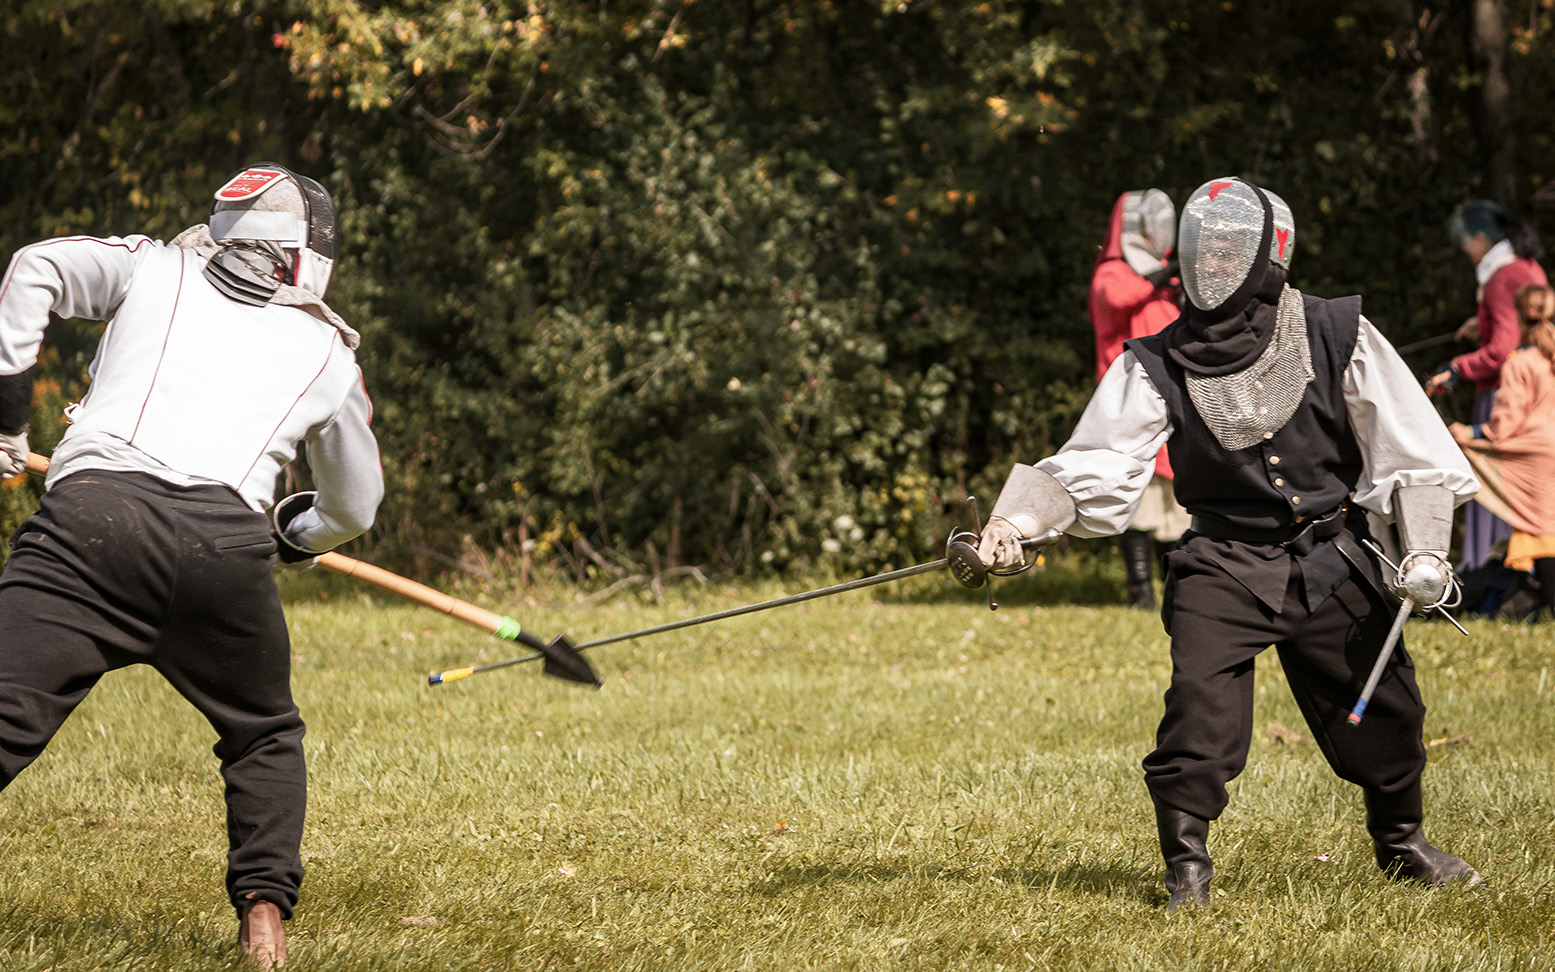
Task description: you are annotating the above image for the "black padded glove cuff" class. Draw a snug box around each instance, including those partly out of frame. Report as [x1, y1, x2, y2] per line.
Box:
[0, 367, 34, 435]
[271, 491, 323, 563]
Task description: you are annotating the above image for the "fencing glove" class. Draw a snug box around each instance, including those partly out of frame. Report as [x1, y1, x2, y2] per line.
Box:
[1392, 484, 1458, 610]
[0, 426, 28, 478]
[977, 464, 1076, 568]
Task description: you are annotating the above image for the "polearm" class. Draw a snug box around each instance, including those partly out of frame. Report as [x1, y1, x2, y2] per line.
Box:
[427, 531, 1049, 685]
[20, 452, 600, 686]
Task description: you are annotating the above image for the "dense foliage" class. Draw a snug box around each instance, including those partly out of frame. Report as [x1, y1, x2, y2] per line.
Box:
[4, 0, 1553, 579]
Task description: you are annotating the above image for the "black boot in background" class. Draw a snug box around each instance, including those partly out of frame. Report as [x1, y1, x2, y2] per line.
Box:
[1533, 557, 1555, 621]
[1364, 782, 1483, 887]
[1120, 529, 1157, 610]
[1154, 797, 1213, 910]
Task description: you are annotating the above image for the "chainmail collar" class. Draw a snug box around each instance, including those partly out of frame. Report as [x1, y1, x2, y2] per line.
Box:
[1185, 284, 1313, 451]
[171, 224, 360, 349]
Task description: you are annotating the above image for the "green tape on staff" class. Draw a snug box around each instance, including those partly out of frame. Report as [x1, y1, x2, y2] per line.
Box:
[494, 616, 523, 641]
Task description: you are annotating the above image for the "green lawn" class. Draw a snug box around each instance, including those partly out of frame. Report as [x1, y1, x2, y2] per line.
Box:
[2, 564, 1552, 970]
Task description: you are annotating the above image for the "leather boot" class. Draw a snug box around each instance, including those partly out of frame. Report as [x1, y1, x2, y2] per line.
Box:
[1120, 529, 1157, 610]
[238, 894, 288, 969]
[1154, 798, 1213, 910]
[1364, 782, 1483, 887]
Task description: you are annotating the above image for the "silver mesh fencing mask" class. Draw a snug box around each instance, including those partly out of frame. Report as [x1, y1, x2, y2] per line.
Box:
[1266, 190, 1295, 270]
[208, 163, 338, 299]
[1178, 177, 1274, 315]
[1120, 189, 1176, 278]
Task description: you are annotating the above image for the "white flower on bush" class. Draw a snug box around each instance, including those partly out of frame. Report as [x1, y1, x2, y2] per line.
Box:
[821, 538, 842, 553]
[832, 514, 864, 542]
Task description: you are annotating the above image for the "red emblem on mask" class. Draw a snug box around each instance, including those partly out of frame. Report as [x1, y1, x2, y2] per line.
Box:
[1276, 228, 1290, 260]
[1207, 181, 1234, 201]
[215, 168, 287, 201]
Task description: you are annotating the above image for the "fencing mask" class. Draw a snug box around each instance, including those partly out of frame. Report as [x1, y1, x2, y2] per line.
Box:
[1177, 177, 1275, 318]
[1119, 188, 1176, 278]
[205, 163, 338, 304]
[1266, 189, 1295, 270]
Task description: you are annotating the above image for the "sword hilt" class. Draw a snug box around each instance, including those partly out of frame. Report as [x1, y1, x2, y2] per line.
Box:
[946, 529, 987, 588]
[945, 523, 1052, 614]
[1360, 539, 1469, 634]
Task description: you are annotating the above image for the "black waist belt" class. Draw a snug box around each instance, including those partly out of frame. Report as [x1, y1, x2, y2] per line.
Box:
[1188, 507, 1348, 556]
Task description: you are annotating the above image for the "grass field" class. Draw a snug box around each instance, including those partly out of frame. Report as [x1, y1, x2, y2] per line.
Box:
[2, 558, 1553, 971]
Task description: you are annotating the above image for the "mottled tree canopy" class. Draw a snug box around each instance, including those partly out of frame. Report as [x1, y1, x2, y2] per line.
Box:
[3, 0, 1552, 576]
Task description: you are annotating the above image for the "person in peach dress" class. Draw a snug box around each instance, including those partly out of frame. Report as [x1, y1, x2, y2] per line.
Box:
[1450, 283, 1555, 618]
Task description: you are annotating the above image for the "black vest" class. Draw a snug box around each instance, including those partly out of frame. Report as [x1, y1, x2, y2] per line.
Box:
[1126, 294, 1364, 532]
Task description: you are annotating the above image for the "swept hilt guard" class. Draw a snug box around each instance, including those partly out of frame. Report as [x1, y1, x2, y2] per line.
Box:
[946, 528, 987, 589]
[1361, 539, 1468, 635]
[946, 497, 1052, 610]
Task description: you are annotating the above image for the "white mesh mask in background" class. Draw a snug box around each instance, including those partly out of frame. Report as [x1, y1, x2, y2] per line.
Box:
[1120, 188, 1176, 278]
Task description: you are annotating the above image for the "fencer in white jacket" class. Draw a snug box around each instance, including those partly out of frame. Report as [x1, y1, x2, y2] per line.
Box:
[0, 163, 381, 969]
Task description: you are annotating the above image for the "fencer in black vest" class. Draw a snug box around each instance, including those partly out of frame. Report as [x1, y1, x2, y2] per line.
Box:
[977, 177, 1482, 909]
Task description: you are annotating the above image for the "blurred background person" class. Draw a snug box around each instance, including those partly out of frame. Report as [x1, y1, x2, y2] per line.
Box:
[1088, 189, 1189, 608]
[1427, 200, 1548, 571]
[1450, 283, 1555, 620]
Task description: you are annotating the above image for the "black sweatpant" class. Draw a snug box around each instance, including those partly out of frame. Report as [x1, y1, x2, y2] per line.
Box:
[0, 472, 305, 917]
[1143, 536, 1428, 821]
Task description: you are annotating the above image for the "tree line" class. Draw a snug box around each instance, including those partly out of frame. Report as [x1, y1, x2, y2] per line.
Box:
[3, 0, 1551, 582]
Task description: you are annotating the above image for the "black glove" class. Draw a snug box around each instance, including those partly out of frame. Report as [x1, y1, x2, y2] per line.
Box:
[0, 367, 35, 439]
[1143, 260, 1179, 289]
[271, 491, 323, 565]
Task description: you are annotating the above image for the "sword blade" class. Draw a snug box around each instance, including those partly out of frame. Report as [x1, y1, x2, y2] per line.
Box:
[442, 557, 952, 679]
[574, 557, 949, 651]
[1347, 596, 1414, 725]
[430, 533, 1047, 683]
[1393, 331, 1459, 355]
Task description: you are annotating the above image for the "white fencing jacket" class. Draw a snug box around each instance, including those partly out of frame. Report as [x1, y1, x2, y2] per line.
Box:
[0, 233, 382, 553]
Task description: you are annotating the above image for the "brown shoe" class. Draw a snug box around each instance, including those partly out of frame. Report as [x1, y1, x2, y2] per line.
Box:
[238, 894, 288, 970]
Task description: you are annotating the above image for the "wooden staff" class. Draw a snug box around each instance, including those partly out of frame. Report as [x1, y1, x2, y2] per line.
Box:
[21, 452, 598, 686]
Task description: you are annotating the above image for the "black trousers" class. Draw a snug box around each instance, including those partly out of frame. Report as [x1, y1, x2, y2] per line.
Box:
[0, 472, 305, 917]
[1143, 536, 1428, 821]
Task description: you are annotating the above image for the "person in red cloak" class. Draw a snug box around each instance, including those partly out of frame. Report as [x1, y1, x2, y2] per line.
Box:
[1088, 189, 1190, 607]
